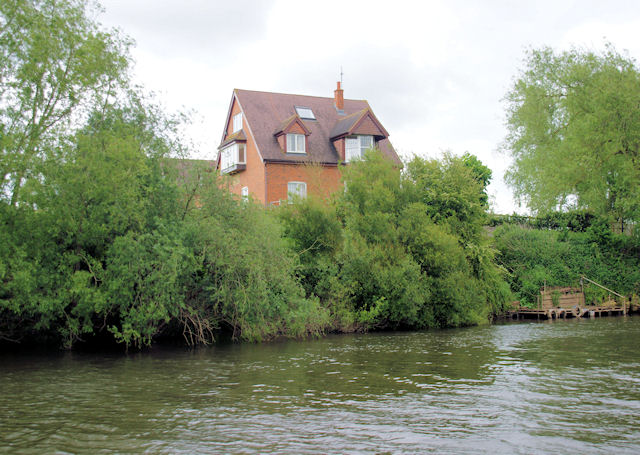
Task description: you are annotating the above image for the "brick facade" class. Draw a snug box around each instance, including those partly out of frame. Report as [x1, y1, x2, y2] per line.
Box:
[265, 163, 341, 205]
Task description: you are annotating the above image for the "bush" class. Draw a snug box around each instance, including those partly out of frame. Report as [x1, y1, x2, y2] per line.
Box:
[493, 223, 640, 305]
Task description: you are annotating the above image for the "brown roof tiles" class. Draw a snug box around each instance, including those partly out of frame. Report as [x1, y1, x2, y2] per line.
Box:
[231, 89, 399, 165]
[219, 130, 247, 148]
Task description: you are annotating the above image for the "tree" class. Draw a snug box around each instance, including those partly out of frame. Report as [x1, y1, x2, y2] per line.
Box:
[404, 152, 489, 244]
[503, 45, 640, 227]
[278, 150, 510, 331]
[0, 0, 130, 206]
[461, 152, 492, 207]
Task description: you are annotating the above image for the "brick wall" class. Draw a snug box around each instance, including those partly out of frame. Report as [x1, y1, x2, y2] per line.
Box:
[265, 162, 342, 205]
[332, 138, 345, 161]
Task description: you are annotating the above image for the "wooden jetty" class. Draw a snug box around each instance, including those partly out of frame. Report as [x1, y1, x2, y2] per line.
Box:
[508, 277, 629, 320]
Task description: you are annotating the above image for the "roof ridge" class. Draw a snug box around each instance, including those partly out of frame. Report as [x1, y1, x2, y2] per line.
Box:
[234, 88, 365, 102]
[338, 108, 369, 121]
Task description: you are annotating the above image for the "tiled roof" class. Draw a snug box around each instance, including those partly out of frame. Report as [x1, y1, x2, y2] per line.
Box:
[219, 130, 247, 148]
[232, 89, 399, 165]
[329, 109, 367, 139]
[163, 158, 216, 180]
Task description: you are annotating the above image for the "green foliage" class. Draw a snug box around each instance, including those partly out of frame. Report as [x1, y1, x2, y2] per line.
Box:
[279, 150, 511, 332]
[493, 224, 640, 306]
[103, 228, 190, 348]
[179, 177, 330, 344]
[488, 210, 596, 232]
[0, 0, 131, 206]
[405, 152, 488, 244]
[461, 152, 492, 206]
[0, 100, 332, 348]
[503, 45, 640, 225]
[278, 196, 343, 300]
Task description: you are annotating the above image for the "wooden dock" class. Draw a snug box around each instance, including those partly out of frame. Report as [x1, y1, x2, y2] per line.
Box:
[508, 304, 627, 320]
[507, 283, 629, 320]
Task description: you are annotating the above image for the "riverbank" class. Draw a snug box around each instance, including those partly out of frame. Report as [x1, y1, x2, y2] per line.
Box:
[2, 151, 511, 350]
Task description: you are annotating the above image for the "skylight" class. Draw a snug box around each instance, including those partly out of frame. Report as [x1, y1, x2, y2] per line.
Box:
[295, 106, 315, 120]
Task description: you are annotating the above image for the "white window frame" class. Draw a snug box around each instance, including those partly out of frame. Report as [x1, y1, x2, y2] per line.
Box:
[345, 137, 359, 162]
[286, 133, 306, 154]
[241, 186, 249, 202]
[359, 135, 374, 153]
[345, 135, 374, 162]
[287, 181, 307, 202]
[232, 112, 243, 133]
[219, 143, 246, 173]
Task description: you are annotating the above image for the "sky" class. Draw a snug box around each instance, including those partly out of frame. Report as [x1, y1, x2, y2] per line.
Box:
[98, 0, 640, 214]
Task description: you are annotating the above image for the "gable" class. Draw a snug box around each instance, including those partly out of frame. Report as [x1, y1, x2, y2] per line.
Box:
[286, 122, 307, 135]
[221, 93, 241, 141]
[352, 114, 386, 137]
[273, 114, 311, 136]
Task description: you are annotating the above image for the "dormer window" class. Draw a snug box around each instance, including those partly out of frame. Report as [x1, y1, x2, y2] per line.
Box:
[345, 135, 374, 162]
[295, 106, 315, 120]
[286, 133, 306, 154]
[232, 112, 243, 132]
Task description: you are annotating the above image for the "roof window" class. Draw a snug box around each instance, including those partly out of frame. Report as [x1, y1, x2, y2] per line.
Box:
[295, 106, 315, 120]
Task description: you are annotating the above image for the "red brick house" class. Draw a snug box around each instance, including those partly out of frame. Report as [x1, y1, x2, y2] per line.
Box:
[216, 82, 400, 205]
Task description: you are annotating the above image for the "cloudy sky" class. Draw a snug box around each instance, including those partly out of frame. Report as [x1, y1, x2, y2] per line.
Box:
[98, 0, 640, 214]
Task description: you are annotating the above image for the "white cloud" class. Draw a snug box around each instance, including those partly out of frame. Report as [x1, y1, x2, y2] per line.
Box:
[561, 19, 640, 57]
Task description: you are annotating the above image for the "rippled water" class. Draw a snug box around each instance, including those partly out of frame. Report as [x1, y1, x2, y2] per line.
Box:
[2, 316, 640, 454]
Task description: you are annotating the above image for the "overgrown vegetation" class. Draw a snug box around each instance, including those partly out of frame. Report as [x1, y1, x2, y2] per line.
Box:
[279, 151, 511, 332]
[498, 43, 640, 307]
[10, 5, 638, 351]
[493, 220, 640, 306]
[0, 0, 510, 349]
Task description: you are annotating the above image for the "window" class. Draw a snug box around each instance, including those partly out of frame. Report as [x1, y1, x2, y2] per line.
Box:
[232, 112, 243, 132]
[219, 143, 246, 173]
[286, 133, 305, 154]
[345, 135, 374, 162]
[287, 181, 307, 202]
[241, 186, 249, 202]
[360, 135, 374, 151]
[295, 106, 315, 120]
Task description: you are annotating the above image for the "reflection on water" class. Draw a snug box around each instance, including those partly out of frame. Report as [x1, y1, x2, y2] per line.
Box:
[2, 317, 640, 454]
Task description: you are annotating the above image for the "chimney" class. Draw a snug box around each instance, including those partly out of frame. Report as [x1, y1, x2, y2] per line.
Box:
[334, 81, 344, 111]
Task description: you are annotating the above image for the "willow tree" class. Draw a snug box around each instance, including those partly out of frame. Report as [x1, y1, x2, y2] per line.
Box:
[503, 45, 640, 228]
[0, 0, 130, 206]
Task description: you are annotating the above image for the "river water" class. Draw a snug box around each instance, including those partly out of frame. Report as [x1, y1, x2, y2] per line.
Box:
[1, 316, 639, 454]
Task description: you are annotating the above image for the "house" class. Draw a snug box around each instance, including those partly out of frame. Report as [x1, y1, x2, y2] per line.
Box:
[216, 82, 400, 205]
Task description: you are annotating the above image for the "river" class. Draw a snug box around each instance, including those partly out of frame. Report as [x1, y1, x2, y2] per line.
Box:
[1, 316, 639, 454]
